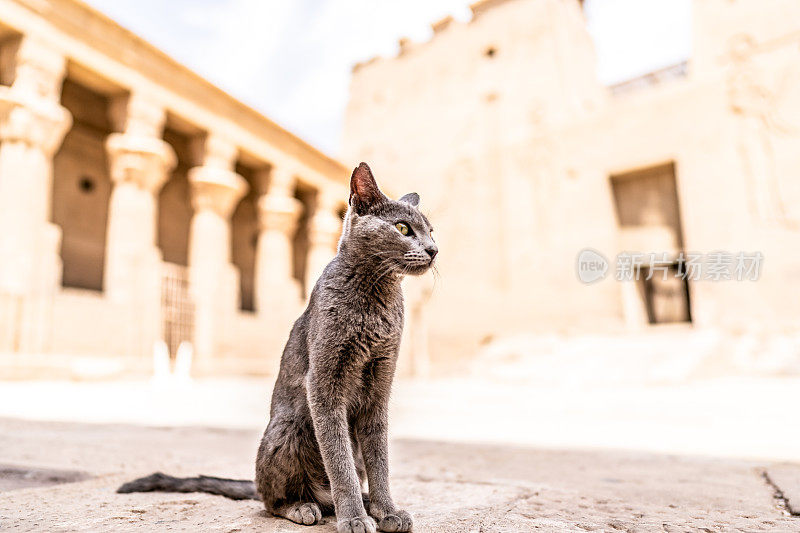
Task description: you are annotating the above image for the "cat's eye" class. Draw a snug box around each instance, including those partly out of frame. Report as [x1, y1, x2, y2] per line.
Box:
[395, 222, 410, 236]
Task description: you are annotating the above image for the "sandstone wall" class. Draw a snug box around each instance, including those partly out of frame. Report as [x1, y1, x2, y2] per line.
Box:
[343, 0, 800, 366]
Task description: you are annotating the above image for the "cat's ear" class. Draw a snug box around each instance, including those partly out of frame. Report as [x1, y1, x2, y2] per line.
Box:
[399, 192, 420, 207]
[349, 162, 386, 214]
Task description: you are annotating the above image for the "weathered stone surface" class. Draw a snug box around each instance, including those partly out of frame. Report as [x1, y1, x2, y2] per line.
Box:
[1, 417, 797, 532]
[766, 464, 800, 516]
[343, 0, 800, 371]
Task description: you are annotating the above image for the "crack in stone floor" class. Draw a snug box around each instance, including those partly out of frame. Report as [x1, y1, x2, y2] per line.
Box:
[762, 468, 800, 517]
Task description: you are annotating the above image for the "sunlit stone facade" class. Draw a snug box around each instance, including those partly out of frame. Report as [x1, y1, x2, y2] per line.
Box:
[344, 0, 800, 371]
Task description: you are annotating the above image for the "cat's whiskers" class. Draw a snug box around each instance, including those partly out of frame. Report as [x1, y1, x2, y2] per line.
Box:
[430, 264, 441, 293]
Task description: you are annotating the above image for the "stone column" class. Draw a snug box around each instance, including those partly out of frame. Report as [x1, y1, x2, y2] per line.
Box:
[398, 275, 434, 378]
[104, 94, 176, 356]
[188, 135, 247, 358]
[254, 166, 303, 313]
[0, 37, 71, 352]
[305, 188, 343, 292]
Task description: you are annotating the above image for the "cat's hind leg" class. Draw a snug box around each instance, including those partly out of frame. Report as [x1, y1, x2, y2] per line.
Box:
[274, 502, 323, 526]
[257, 417, 332, 525]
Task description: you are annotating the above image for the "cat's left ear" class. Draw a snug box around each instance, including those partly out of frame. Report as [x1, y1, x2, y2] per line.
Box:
[399, 192, 420, 207]
[350, 162, 387, 214]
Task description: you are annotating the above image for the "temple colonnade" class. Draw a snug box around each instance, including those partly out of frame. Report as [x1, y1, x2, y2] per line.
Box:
[0, 25, 348, 368]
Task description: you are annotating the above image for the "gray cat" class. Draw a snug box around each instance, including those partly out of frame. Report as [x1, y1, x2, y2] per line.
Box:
[118, 163, 437, 533]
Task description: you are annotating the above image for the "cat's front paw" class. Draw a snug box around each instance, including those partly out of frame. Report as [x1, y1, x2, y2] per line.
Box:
[376, 510, 413, 532]
[337, 515, 377, 533]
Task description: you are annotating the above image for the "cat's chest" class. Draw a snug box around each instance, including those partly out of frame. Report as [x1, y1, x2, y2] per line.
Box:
[316, 283, 404, 357]
[360, 299, 403, 347]
[338, 295, 404, 356]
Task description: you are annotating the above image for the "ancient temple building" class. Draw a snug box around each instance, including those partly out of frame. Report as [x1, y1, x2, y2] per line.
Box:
[0, 0, 349, 375]
[4, 0, 799, 378]
[343, 0, 800, 369]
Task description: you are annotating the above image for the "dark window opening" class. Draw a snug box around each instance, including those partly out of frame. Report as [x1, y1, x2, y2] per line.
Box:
[78, 176, 96, 194]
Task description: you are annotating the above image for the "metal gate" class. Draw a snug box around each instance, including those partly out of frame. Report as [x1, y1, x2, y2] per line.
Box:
[160, 263, 194, 358]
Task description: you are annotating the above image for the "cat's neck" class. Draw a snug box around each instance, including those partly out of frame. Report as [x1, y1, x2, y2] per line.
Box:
[333, 245, 403, 297]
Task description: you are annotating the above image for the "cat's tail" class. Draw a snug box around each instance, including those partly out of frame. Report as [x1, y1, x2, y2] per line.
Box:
[117, 472, 258, 501]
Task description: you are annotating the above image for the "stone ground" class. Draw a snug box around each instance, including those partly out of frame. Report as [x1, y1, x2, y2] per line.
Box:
[1, 417, 798, 532]
[2, 372, 800, 532]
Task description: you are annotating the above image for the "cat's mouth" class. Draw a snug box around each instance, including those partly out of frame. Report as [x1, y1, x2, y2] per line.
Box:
[401, 250, 435, 276]
[404, 260, 434, 276]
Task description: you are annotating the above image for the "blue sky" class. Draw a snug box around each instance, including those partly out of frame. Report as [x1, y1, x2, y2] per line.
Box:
[84, 0, 691, 155]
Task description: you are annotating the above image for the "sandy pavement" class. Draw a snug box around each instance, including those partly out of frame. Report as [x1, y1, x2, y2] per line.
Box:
[1, 417, 797, 532]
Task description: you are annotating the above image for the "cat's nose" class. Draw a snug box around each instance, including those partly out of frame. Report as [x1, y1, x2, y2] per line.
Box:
[425, 246, 438, 261]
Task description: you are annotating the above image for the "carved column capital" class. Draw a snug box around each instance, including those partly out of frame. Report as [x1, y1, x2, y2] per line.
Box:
[0, 91, 71, 155]
[258, 194, 303, 234]
[106, 133, 176, 192]
[188, 134, 247, 218]
[0, 37, 71, 156]
[189, 166, 248, 218]
[105, 94, 175, 193]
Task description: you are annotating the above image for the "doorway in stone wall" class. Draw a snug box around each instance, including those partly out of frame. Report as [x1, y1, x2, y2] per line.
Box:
[610, 162, 691, 324]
